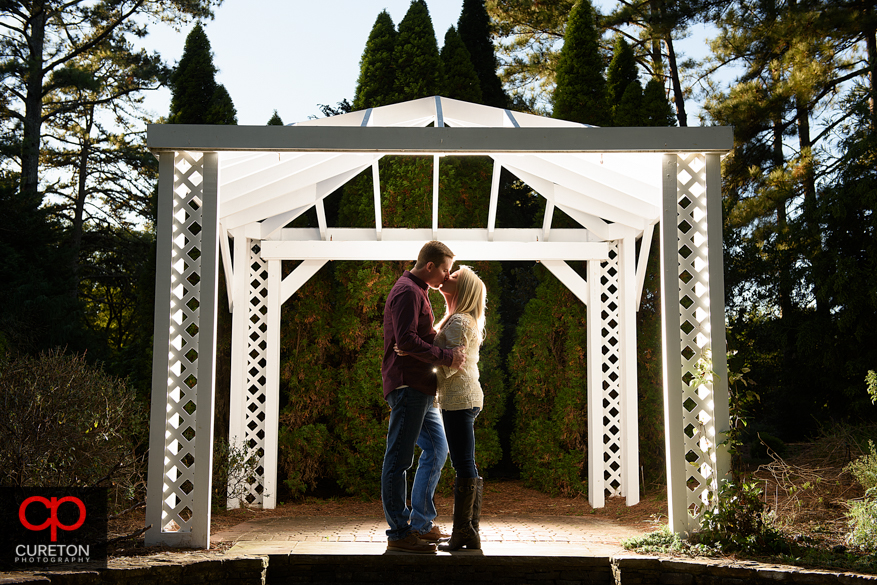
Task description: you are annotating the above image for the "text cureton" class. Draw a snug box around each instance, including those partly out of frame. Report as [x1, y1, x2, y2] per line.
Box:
[15, 544, 90, 557]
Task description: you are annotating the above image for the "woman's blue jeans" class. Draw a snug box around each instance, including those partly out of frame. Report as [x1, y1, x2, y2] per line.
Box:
[441, 407, 481, 478]
[381, 387, 448, 541]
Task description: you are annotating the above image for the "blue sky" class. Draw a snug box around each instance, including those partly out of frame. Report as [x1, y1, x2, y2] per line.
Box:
[138, 0, 716, 126]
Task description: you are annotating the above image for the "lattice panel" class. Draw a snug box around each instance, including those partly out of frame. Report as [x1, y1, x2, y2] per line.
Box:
[242, 241, 269, 506]
[160, 152, 205, 533]
[599, 242, 623, 497]
[676, 154, 718, 520]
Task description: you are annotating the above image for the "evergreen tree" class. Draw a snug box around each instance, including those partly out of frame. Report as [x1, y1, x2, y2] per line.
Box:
[353, 10, 398, 110]
[441, 27, 483, 103]
[552, 0, 608, 125]
[606, 37, 638, 106]
[614, 81, 645, 126]
[641, 78, 675, 126]
[606, 37, 643, 125]
[169, 23, 237, 125]
[267, 111, 284, 125]
[393, 0, 445, 102]
[457, 0, 507, 107]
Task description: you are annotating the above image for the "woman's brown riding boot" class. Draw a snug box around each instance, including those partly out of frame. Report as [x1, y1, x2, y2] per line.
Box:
[471, 476, 483, 533]
[439, 477, 481, 551]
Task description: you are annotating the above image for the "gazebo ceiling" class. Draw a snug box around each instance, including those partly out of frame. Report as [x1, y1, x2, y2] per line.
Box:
[147, 96, 732, 239]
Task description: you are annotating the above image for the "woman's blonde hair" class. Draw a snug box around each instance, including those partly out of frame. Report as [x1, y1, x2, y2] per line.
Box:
[437, 265, 487, 344]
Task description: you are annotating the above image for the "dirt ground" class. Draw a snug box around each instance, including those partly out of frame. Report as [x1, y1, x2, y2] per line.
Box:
[107, 478, 669, 557]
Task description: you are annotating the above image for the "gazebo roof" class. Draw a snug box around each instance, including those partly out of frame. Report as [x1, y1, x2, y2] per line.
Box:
[147, 96, 732, 244]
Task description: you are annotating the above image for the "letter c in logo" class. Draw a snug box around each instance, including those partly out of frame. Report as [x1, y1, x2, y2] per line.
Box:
[19, 496, 86, 542]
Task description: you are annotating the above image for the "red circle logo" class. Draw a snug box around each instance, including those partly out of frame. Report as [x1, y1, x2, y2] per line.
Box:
[19, 496, 86, 542]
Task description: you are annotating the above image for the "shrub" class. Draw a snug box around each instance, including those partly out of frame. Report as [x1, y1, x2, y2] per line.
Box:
[694, 478, 782, 553]
[0, 350, 145, 508]
[846, 440, 877, 551]
[212, 437, 263, 510]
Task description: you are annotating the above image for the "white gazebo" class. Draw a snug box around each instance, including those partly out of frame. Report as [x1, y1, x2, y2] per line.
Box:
[144, 96, 733, 548]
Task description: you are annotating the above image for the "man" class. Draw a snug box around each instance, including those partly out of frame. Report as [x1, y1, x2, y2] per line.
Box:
[381, 240, 466, 553]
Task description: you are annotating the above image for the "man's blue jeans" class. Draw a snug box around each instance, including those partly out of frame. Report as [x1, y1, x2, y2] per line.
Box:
[381, 387, 448, 541]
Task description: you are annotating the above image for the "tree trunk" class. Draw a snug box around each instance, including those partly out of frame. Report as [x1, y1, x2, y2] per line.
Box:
[866, 17, 877, 132]
[70, 105, 95, 296]
[664, 34, 687, 127]
[21, 3, 46, 201]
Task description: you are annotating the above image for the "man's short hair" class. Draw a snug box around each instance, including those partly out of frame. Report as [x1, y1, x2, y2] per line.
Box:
[415, 240, 455, 269]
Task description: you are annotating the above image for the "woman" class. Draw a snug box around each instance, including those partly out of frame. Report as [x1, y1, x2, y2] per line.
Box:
[410, 265, 487, 551]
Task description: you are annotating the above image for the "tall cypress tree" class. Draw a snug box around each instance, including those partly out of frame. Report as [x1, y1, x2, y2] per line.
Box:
[169, 23, 237, 125]
[457, 0, 507, 108]
[641, 78, 675, 127]
[353, 10, 398, 110]
[552, 0, 608, 126]
[441, 26, 483, 103]
[394, 0, 445, 102]
[606, 37, 643, 125]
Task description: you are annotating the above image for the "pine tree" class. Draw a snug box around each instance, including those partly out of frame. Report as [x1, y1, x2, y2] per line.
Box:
[441, 27, 483, 103]
[352, 10, 398, 110]
[393, 0, 445, 102]
[267, 111, 284, 125]
[169, 23, 237, 125]
[552, 0, 608, 126]
[457, 0, 507, 107]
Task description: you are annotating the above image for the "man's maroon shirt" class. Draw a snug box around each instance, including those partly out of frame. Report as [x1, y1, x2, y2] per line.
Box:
[382, 270, 454, 399]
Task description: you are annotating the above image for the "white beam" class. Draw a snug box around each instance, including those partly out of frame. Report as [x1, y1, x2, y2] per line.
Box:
[542, 198, 555, 241]
[586, 259, 605, 508]
[261, 239, 609, 262]
[541, 260, 588, 306]
[501, 163, 650, 230]
[492, 154, 659, 218]
[258, 205, 312, 240]
[220, 154, 377, 219]
[487, 162, 501, 241]
[219, 224, 234, 312]
[534, 153, 659, 205]
[635, 221, 657, 311]
[433, 155, 440, 239]
[224, 163, 372, 231]
[280, 259, 329, 304]
[315, 198, 327, 240]
[273, 227, 601, 243]
[660, 154, 687, 533]
[619, 236, 640, 506]
[555, 204, 638, 241]
[372, 162, 382, 241]
[220, 153, 338, 202]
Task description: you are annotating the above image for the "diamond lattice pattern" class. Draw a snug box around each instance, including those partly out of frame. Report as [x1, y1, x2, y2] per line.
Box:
[676, 154, 717, 520]
[600, 243, 623, 497]
[242, 241, 269, 506]
[160, 152, 205, 533]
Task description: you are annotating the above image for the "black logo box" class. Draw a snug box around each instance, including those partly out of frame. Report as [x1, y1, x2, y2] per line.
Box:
[0, 487, 108, 570]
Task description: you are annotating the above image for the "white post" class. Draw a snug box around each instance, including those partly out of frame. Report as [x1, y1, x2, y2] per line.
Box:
[586, 260, 605, 508]
[619, 236, 640, 505]
[227, 231, 249, 509]
[706, 154, 730, 484]
[659, 154, 688, 533]
[264, 258, 282, 508]
[146, 151, 220, 548]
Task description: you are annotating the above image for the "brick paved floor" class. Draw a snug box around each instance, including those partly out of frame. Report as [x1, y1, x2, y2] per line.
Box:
[213, 515, 652, 556]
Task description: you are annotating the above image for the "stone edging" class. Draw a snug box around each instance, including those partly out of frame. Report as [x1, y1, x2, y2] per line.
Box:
[1, 552, 876, 584]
